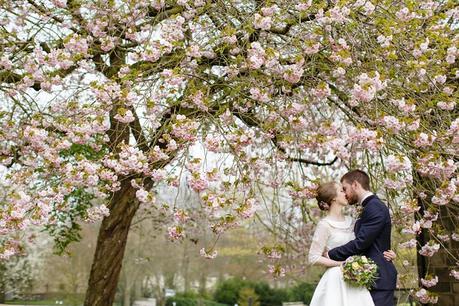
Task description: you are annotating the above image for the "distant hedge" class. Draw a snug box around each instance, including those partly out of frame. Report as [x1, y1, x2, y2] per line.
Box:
[166, 296, 229, 306]
[213, 278, 316, 306]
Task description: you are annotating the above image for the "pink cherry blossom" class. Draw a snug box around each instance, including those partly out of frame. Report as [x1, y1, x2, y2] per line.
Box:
[151, 0, 165, 10]
[261, 5, 279, 16]
[167, 225, 184, 241]
[282, 64, 304, 84]
[236, 198, 259, 219]
[385, 154, 411, 172]
[434, 75, 447, 84]
[396, 7, 415, 22]
[436, 101, 456, 110]
[64, 35, 89, 55]
[295, 1, 312, 11]
[200, 248, 218, 259]
[401, 222, 421, 235]
[253, 14, 272, 30]
[247, 42, 266, 69]
[174, 209, 190, 223]
[85, 205, 110, 223]
[391, 98, 416, 113]
[380, 116, 405, 133]
[114, 109, 135, 123]
[204, 135, 222, 152]
[414, 132, 436, 147]
[189, 90, 208, 111]
[413, 289, 438, 304]
[312, 82, 331, 99]
[250, 87, 271, 103]
[450, 270, 459, 280]
[135, 189, 149, 203]
[351, 72, 387, 104]
[188, 176, 208, 193]
[100, 36, 117, 52]
[419, 241, 440, 257]
[267, 264, 286, 278]
[52, 0, 67, 8]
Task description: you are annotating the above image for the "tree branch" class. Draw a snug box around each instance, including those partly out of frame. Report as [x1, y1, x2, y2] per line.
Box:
[0, 71, 40, 91]
[129, 107, 149, 153]
[0, 65, 77, 91]
[26, 0, 80, 33]
[232, 108, 339, 166]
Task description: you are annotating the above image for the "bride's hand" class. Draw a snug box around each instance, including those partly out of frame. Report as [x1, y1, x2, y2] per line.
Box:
[383, 249, 396, 261]
[335, 261, 344, 267]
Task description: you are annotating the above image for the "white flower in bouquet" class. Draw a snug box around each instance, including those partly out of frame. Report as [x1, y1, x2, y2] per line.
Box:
[341, 255, 379, 289]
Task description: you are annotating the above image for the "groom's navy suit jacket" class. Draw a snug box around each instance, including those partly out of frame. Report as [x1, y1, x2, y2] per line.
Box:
[328, 195, 397, 291]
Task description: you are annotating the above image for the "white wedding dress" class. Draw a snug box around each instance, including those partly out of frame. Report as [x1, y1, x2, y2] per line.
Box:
[308, 216, 375, 306]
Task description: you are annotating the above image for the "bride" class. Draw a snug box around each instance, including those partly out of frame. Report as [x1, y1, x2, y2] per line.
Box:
[308, 182, 395, 306]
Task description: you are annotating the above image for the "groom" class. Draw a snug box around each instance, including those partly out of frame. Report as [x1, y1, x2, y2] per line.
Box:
[327, 170, 397, 306]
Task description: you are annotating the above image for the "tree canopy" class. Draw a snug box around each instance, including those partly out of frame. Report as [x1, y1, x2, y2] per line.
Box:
[0, 0, 458, 304]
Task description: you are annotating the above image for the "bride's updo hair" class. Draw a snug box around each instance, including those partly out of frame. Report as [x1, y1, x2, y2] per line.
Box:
[316, 182, 338, 211]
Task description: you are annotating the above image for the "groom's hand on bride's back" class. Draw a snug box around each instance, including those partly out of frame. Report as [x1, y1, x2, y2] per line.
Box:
[383, 249, 396, 261]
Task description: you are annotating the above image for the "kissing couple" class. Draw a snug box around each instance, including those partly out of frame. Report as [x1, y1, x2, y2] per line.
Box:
[308, 170, 398, 306]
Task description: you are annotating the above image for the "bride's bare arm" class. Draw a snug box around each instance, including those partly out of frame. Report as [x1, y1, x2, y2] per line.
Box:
[314, 256, 343, 267]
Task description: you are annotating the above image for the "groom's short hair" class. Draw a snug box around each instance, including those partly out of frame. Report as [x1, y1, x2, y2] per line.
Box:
[341, 170, 370, 190]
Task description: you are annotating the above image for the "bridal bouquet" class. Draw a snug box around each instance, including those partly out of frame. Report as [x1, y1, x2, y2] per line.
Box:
[341, 255, 378, 289]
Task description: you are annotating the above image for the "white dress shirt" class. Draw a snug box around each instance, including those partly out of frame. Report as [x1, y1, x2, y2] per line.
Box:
[359, 191, 373, 205]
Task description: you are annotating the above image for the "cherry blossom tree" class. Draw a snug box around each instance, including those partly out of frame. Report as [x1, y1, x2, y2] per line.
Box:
[0, 0, 457, 305]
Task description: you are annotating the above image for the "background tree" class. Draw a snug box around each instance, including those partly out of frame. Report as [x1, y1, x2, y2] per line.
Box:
[237, 287, 260, 306]
[0, 256, 34, 302]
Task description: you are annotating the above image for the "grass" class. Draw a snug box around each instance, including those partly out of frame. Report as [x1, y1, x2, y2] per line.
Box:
[5, 300, 79, 306]
[5, 301, 60, 305]
[4, 300, 413, 306]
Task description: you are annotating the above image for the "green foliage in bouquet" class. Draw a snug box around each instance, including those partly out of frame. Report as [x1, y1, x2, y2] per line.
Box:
[341, 256, 379, 289]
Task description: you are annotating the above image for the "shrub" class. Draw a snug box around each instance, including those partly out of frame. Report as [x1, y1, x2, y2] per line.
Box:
[237, 287, 260, 306]
[287, 282, 316, 305]
[213, 278, 316, 306]
[213, 278, 252, 305]
[166, 296, 228, 306]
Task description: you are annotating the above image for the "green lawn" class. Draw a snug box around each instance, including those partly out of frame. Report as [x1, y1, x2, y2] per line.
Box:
[5, 301, 70, 305]
[4, 300, 414, 306]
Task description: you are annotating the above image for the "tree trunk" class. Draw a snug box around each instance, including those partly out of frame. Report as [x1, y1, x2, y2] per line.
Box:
[84, 182, 139, 306]
[0, 288, 5, 304]
[198, 269, 206, 296]
[0, 263, 6, 303]
[182, 242, 190, 292]
[121, 270, 132, 306]
[123, 282, 131, 306]
[135, 278, 142, 300]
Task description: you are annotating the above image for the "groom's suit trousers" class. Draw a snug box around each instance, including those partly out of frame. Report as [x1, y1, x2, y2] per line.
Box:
[371, 290, 394, 306]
